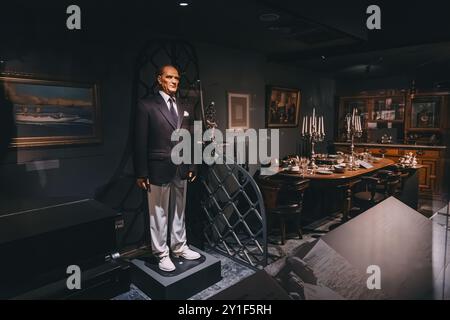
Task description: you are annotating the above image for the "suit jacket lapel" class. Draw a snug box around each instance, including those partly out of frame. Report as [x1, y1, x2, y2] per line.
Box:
[155, 95, 177, 129]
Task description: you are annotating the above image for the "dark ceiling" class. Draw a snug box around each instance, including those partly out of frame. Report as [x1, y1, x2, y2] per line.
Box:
[2, 0, 450, 80]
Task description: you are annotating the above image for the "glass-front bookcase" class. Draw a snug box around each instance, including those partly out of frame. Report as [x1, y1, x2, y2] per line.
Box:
[372, 96, 405, 122]
[337, 90, 448, 145]
[336, 90, 406, 143]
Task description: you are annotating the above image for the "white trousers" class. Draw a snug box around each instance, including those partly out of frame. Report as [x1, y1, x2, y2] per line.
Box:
[147, 176, 188, 258]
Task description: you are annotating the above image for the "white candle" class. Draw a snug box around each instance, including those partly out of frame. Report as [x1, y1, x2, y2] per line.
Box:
[352, 109, 356, 129]
[307, 116, 310, 134]
[301, 116, 304, 134]
[321, 117, 324, 135]
[306, 116, 309, 134]
[309, 116, 312, 134]
[317, 116, 321, 135]
[312, 108, 316, 133]
[301, 116, 303, 134]
[302, 116, 305, 135]
[321, 116, 324, 135]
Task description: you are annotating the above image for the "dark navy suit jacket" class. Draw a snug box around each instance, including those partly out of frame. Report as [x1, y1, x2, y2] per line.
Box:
[134, 93, 193, 185]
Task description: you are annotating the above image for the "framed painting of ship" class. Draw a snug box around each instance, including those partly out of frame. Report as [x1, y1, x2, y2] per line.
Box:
[1, 74, 101, 147]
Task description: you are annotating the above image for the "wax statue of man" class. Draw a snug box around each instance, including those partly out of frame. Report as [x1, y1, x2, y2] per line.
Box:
[134, 65, 200, 272]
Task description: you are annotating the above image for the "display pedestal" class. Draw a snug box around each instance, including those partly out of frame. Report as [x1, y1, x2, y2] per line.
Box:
[130, 246, 221, 299]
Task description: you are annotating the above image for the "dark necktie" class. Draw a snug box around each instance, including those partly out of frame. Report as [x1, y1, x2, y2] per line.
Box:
[168, 97, 178, 124]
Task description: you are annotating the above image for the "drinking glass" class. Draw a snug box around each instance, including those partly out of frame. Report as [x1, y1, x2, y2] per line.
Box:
[300, 157, 310, 177]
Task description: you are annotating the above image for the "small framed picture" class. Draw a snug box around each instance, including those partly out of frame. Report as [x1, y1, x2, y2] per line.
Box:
[266, 86, 301, 128]
[227, 92, 250, 129]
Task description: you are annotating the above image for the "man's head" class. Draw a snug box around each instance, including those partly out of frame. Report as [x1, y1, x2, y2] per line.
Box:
[157, 65, 180, 96]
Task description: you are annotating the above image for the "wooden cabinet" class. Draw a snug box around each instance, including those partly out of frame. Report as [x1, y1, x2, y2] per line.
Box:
[334, 144, 446, 200]
[335, 89, 449, 200]
[418, 159, 437, 195]
[336, 90, 407, 143]
[336, 90, 449, 146]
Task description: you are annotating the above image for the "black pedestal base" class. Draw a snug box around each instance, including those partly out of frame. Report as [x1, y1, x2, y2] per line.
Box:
[130, 246, 221, 299]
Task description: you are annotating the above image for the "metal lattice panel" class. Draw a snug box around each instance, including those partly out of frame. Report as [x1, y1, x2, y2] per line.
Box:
[200, 159, 268, 269]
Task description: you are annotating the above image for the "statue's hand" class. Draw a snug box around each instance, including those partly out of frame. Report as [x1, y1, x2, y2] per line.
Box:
[136, 178, 151, 191]
[187, 171, 196, 183]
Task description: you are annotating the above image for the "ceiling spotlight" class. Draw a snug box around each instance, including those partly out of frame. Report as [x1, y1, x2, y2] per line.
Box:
[179, 2, 189, 6]
[321, 55, 326, 60]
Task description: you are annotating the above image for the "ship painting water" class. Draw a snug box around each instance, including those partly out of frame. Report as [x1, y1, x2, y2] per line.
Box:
[15, 105, 92, 125]
[4, 81, 97, 139]
[13, 104, 95, 138]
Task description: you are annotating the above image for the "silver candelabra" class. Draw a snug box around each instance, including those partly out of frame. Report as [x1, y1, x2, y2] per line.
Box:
[301, 108, 325, 169]
[345, 108, 363, 170]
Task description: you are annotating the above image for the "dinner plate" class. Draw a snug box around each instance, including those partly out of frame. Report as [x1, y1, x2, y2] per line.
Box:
[316, 170, 333, 175]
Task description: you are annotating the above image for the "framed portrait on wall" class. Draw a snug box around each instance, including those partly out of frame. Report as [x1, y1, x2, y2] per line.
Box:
[228, 92, 250, 129]
[1, 74, 101, 147]
[410, 96, 440, 128]
[265, 86, 301, 128]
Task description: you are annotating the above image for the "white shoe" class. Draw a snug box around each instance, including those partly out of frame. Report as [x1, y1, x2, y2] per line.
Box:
[173, 247, 201, 260]
[158, 256, 176, 272]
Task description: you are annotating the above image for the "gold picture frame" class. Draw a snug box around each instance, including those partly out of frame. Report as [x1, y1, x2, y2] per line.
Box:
[1, 74, 101, 147]
[266, 86, 301, 128]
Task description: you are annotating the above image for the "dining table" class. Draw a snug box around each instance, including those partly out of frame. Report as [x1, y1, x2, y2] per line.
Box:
[270, 158, 418, 222]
